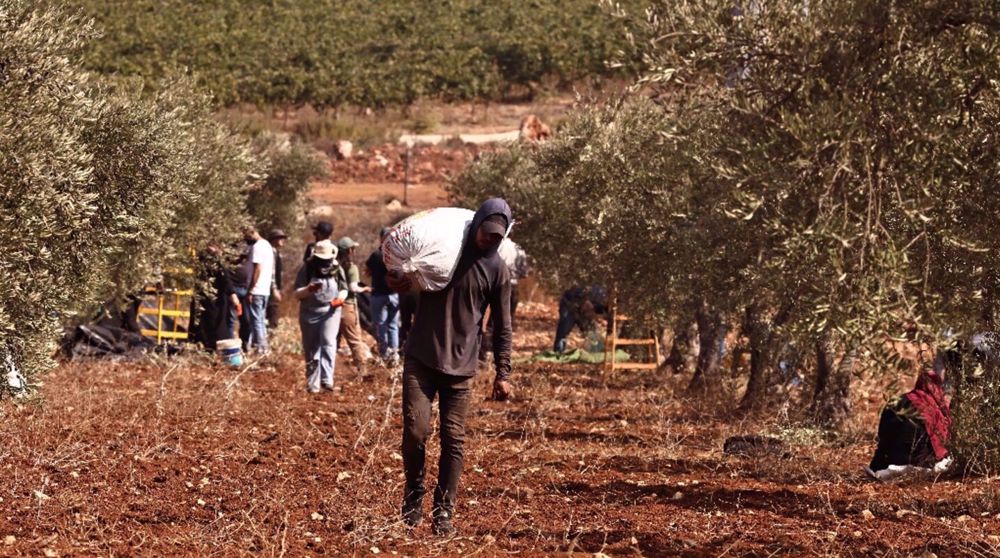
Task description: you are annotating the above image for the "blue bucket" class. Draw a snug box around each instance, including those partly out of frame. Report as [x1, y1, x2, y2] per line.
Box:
[217, 339, 243, 366]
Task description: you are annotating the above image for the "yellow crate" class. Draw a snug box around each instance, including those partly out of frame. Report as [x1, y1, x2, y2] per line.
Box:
[138, 272, 195, 344]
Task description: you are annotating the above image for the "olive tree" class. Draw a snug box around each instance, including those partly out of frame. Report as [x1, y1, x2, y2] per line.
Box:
[1, 1, 260, 394]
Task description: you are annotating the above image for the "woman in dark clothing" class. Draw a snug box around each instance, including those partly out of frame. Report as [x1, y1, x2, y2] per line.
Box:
[193, 246, 238, 350]
[866, 369, 951, 478]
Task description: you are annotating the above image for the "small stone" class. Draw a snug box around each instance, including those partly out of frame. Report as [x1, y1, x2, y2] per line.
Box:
[672, 491, 684, 501]
[4, 536, 15, 546]
[896, 509, 916, 519]
[334, 140, 353, 160]
[852, 531, 862, 538]
[630, 536, 639, 545]
[69, 471, 79, 479]
[43, 549, 57, 558]
[860, 509, 875, 520]
[311, 512, 324, 521]
[197, 499, 206, 506]
[391, 452, 403, 461]
[371, 546, 381, 554]
[957, 515, 972, 523]
[337, 471, 352, 482]
[33, 491, 50, 501]
[483, 534, 495, 544]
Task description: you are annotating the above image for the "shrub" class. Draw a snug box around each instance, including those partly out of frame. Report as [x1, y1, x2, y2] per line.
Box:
[0, 1, 259, 394]
[247, 135, 329, 235]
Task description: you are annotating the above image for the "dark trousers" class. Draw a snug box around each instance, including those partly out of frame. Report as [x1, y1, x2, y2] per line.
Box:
[553, 295, 576, 353]
[869, 405, 933, 471]
[401, 357, 472, 516]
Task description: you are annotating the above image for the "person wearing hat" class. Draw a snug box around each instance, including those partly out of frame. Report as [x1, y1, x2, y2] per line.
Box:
[336, 236, 374, 370]
[293, 239, 348, 393]
[266, 229, 288, 329]
[386, 198, 514, 537]
[365, 226, 401, 366]
[303, 221, 334, 262]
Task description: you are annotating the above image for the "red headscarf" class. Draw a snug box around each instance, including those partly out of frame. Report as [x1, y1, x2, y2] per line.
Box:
[906, 370, 951, 460]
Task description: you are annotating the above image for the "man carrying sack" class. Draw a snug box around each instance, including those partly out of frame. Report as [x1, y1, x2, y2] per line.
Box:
[387, 198, 514, 537]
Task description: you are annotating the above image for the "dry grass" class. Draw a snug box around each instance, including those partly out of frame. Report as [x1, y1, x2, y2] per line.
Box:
[2, 304, 999, 557]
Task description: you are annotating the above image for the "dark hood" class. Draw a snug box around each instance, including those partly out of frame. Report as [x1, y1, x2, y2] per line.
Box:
[466, 198, 513, 254]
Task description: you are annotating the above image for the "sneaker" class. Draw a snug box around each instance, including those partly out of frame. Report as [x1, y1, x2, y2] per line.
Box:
[307, 387, 321, 394]
[431, 510, 456, 537]
[321, 384, 335, 392]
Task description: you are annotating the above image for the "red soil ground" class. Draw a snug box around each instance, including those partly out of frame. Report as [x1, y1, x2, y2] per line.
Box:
[1, 302, 998, 557]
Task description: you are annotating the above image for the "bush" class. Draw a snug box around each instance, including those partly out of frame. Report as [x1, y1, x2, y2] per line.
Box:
[247, 135, 329, 235]
[0, 1, 259, 394]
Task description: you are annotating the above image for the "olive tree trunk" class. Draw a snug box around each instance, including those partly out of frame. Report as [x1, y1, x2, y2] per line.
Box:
[811, 335, 856, 428]
[739, 304, 792, 410]
[687, 306, 728, 393]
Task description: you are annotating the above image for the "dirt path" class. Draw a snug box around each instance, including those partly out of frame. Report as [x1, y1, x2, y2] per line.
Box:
[1, 303, 997, 557]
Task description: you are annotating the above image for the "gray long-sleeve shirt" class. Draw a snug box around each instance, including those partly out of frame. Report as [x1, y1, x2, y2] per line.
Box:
[404, 199, 513, 380]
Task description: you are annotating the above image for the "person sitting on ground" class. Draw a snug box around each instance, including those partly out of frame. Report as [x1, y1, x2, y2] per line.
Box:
[293, 240, 348, 393]
[865, 365, 952, 480]
[303, 220, 334, 262]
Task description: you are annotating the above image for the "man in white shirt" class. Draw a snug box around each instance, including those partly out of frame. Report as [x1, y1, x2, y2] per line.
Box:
[244, 226, 275, 354]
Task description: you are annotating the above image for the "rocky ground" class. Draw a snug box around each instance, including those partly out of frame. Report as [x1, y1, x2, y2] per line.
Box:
[2, 302, 999, 557]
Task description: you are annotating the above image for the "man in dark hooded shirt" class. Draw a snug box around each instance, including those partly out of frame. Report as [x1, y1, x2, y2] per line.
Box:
[387, 198, 514, 536]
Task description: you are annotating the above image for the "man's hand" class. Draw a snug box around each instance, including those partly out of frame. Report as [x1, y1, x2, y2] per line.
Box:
[330, 298, 345, 308]
[492, 378, 513, 401]
[386, 270, 412, 293]
[273, 290, 283, 302]
[307, 281, 322, 292]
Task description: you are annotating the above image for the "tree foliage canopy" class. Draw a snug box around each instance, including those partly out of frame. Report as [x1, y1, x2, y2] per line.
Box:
[57, 0, 647, 108]
[454, 0, 1000, 439]
[0, 1, 267, 390]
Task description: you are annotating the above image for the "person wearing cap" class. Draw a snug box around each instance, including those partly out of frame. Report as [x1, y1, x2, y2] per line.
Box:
[365, 226, 401, 366]
[294, 239, 348, 393]
[266, 229, 288, 329]
[336, 236, 373, 370]
[304, 221, 334, 262]
[387, 198, 514, 537]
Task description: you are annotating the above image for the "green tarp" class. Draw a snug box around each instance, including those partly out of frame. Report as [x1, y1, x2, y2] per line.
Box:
[518, 348, 631, 365]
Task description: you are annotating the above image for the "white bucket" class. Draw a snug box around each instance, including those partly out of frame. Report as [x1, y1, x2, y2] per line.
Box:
[216, 338, 243, 366]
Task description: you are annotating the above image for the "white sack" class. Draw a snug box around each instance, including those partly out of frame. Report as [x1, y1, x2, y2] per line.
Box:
[382, 208, 475, 292]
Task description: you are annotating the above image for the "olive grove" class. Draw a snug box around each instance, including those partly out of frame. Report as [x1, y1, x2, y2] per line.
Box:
[453, 0, 1000, 465]
[0, 1, 320, 394]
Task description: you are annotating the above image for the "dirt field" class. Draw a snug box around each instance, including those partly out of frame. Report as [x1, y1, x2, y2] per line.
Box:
[2, 302, 999, 557]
